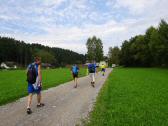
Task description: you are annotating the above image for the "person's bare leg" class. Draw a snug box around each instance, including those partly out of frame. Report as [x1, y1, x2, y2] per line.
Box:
[37, 93, 41, 105]
[74, 77, 77, 88]
[27, 93, 33, 114]
[27, 93, 33, 108]
[75, 77, 78, 87]
[74, 78, 76, 86]
[37, 92, 45, 107]
[89, 73, 92, 84]
[92, 73, 95, 87]
[93, 73, 95, 82]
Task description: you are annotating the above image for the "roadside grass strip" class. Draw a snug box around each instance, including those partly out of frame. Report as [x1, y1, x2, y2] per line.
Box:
[86, 68, 168, 126]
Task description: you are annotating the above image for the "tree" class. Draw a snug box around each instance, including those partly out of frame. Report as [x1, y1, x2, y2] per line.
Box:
[131, 35, 151, 66]
[95, 38, 104, 62]
[86, 37, 96, 61]
[120, 40, 133, 66]
[0, 36, 86, 67]
[35, 50, 56, 64]
[157, 19, 168, 66]
[146, 27, 160, 66]
[119, 19, 168, 67]
[86, 36, 104, 62]
[108, 46, 120, 66]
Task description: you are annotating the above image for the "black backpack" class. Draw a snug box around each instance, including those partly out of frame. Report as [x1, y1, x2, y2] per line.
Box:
[27, 64, 37, 84]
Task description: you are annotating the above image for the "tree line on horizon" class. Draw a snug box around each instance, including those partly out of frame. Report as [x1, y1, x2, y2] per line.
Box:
[0, 37, 86, 67]
[108, 19, 168, 67]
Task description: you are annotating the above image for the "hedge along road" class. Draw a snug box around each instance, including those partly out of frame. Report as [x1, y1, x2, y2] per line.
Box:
[0, 68, 112, 126]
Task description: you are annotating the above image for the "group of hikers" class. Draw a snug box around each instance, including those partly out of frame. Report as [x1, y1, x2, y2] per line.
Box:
[26, 56, 106, 114]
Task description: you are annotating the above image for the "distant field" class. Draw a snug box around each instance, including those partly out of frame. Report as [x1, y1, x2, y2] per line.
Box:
[86, 68, 168, 126]
[0, 68, 86, 105]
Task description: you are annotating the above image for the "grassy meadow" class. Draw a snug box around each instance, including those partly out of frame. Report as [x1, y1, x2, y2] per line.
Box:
[0, 68, 86, 105]
[86, 68, 168, 126]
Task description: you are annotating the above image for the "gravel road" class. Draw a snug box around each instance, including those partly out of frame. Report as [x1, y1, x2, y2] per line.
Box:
[0, 68, 112, 126]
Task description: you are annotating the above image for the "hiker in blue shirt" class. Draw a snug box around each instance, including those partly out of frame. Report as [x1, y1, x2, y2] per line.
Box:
[71, 64, 79, 88]
[26, 57, 44, 114]
[88, 62, 97, 87]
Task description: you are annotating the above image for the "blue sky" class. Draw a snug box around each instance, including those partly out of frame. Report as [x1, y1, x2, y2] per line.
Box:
[0, 0, 168, 54]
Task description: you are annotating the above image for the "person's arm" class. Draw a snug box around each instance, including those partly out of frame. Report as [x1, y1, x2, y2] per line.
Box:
[95, 65, 98, 73]
[26, 64, 30, 73]
[71, 67, 73, 74]
[38, 65, 42, 82]
[86, 65, 89, 75]
[26, 67, 28, 74]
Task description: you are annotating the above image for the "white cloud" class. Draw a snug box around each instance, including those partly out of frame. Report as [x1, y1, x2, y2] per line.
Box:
[43, 0, 65, 6]
[0, 0, 168, 55]
[114, 0, 158, 14]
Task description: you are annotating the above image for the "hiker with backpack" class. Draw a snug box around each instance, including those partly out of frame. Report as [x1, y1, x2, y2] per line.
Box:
[101, 64, 106, 76]
[71, 64, 79, 88]
[26, 57, 44, 114]
[88, 62, 97, 87]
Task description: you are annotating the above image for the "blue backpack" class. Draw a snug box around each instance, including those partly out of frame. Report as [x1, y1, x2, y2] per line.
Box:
[72, 66, 79, 74]
[88, 64, 95, 73]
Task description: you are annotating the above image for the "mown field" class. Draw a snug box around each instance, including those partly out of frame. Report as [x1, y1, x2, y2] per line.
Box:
[86, 68, 168, 126]
[0, 68, 86, 105]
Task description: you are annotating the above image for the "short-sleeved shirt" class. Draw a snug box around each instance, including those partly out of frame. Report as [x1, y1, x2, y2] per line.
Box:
[101, 65, 105, 69]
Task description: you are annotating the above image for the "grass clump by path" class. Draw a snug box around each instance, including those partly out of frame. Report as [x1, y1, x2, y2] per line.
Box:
[0, 68, 86, 106]
[86, 68, 168, 126]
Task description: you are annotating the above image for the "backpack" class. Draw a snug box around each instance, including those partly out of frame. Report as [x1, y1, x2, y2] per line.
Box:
[88, 64, 95, 73]
[72, 66, 79, 74]
[27, 64, 37, 84]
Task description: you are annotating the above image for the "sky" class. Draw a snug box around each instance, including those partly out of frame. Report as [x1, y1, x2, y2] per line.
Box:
[0, 0, 168, 55]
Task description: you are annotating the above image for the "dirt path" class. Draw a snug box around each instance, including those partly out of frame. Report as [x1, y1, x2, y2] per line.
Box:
[0, 68, 112, 126]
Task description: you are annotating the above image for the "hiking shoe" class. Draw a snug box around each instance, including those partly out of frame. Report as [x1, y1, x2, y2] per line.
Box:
[37, 103, 45, 108]
[27, 108, 32, 114]
[91, 82, 95, 87]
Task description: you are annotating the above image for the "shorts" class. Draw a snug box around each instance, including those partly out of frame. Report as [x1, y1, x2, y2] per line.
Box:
[28, 83, 41, 94]
[102, 68, 105, 72]
[72, 73, 78, 78]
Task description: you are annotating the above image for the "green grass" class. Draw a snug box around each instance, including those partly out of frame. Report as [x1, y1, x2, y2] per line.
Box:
[0, 68, 86, 105]
[86, 68, 168, 126]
